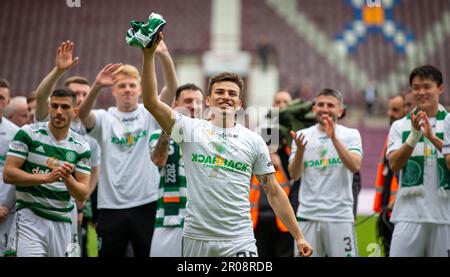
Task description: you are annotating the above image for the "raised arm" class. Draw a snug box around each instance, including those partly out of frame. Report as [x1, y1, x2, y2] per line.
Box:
[35, 41, 79, 121]
[151, 132, 171, 167]
[155, 40, 178, 106]
[389, 113, 422, 172]
[323, 116, 362, 173]
[78, 63, 122, 130]
[288, 131, 307, 181]
[141, 33, 176, 134]
[256, 173, 313, 257]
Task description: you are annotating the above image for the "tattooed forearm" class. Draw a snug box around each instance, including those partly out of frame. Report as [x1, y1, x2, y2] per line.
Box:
[152, 133, 171, 165]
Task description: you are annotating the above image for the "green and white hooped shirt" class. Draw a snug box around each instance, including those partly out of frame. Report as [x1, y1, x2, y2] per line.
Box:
[289, 124, 363, 223]
[150, 130, 186, 228]
[388, 110, 450, 224]
[7, 122, 91, 223]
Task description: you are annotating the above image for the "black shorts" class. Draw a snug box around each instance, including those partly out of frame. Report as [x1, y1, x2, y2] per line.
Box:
[96, 201, 156, 257]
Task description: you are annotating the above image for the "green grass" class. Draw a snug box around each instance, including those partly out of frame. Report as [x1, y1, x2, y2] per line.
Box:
[86, 214, 384, 257]
[355, 214, 385, 257]
[87, 223, 98, 257]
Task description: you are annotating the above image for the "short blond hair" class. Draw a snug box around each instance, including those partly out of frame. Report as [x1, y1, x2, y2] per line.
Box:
[114, 64, 141, 82]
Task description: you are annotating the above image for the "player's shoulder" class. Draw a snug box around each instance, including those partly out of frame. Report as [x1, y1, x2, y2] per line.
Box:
[1, 117, 19, 132]
[295, 124, 316, 136]
[391, 116, 409, 130]
[337, 124, 361, 136]
[236, 123, 263, 140]
[26, 121, 48, 136]
[68, 129, 91, 152]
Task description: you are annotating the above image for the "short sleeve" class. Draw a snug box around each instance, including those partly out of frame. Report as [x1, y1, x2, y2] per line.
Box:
[387, 120, 403, 155]
[7, 127, 31, 160]
[253, 135, 275, 175]
[171, 113, 192, 144]
[88, 109, 106, 140]
[89, 138, 101, 167]
[346, 129, 363, 157]
[75, 143, 91, 175]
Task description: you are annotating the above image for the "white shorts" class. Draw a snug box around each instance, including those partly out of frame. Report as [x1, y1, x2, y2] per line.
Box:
[7, 208, 72, 257]
[390, 222, 450, 257]
[0, 211, 15, 256]
[150, 227, 183, 257]
[296, 221, 358, 257]
[182, 236, 258, 257]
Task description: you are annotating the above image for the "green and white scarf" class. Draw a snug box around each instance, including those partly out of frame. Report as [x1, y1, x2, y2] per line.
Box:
[126, 13, 166, 48]
[400, 105, 450, 198]
[155, 139, 187, 228]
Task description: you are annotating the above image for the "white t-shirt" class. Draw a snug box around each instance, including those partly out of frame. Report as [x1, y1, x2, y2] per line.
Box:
[0, 118, 19, 210]
[89, 104, 160, 209]
[289, 124, 363, 222]
[171, 114, 275, 240]
[389, 116, 450, 224]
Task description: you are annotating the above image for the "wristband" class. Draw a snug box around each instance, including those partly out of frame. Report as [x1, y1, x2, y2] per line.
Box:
[405, 127, 422, 148]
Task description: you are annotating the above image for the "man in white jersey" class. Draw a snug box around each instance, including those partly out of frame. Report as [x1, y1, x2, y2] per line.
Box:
[78, 39, 177, 256]
[288, 88, 363, 257]
[3, 88, 91, 257]
[0, 79, 19, 256]
[140, 33, 312, 257]
[149, 83, 203, 257]
[389, 65, 450, 257]
[33, 41, 101, 256]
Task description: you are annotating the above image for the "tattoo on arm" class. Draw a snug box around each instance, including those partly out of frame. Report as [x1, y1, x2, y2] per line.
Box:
[256, 173, 276, 195]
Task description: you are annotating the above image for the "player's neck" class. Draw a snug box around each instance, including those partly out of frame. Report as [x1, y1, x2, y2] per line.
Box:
[117, 103, 138, 113]
[48, 122, 69, 141]
[420, 105, 439, 118]
[210, 114, 236, 128]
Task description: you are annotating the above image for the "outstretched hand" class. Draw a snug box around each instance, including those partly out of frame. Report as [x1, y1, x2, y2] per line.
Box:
[155, 38, 169, 55]
[142, 32, 163, 56]
[290, 131, 308, 152]
[55, 41, 79, 71]
[94, 63, 123, 88]
[322, 115, 336, 139]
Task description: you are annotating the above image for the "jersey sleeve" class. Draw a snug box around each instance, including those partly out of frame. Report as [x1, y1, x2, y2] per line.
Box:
[7, 127, 31, 160]
[346, 129, 363, 157]
[253, 135, 275, 175]
[171, 113, 193, 144]
[443, 114, 450, 155]
[387, 120, 403, 155]
[89, 138, 101, 167]
[75, 143, 91, 176]
[88, 109, 106, 141]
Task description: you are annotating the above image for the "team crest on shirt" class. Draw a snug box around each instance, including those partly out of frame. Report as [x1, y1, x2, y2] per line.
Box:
[65, 151, 77, 163]
[47, 157, 61, 169]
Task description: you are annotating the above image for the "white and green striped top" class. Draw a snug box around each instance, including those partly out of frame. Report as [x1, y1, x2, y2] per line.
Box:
[7, 122, 91, 223]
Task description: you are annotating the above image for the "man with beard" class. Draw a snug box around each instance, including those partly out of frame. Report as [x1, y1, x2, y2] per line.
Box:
[288, 88, 363, 257]
[3, 88, 91, 256]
